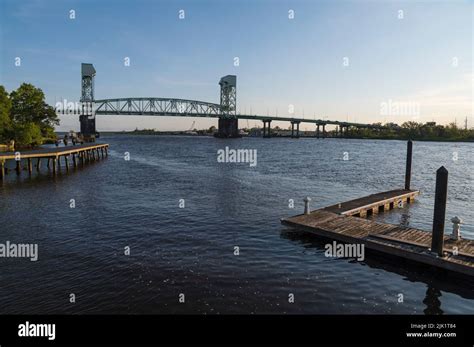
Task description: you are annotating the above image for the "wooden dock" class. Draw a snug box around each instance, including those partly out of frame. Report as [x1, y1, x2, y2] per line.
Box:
[0, 143, 109, 179]
[281, 189, 474, 277]
[323, 189, 419, 217]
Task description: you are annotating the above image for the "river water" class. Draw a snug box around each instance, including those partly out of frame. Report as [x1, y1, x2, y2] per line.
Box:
[0, 135, 473, 314]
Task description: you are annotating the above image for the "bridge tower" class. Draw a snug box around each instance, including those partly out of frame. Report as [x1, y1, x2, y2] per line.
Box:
[80, 63, 97, 142]
[216, 75, 239, 138]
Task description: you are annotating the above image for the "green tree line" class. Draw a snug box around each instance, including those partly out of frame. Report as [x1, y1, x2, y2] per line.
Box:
[0, 83, 58, 148]
[342, 121, 474, 141]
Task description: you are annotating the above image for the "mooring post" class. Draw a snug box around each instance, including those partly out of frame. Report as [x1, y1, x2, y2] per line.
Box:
[431, 166, 448, 257]
[304, 197, 312, 215]
[405, 140, 413, 190]
[450, 216, 462, 240]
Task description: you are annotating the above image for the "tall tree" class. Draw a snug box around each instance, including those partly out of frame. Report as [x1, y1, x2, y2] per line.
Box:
[0, 85, 12, 141]
[9, 83, 59, 134]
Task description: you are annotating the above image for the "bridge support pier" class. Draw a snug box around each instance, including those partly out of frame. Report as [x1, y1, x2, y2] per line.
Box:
[290, 121, 300, 138]
[80, 115, 96, 142]
[322, 124, 326, 138]
[316, 124, 320, 138]
[216, 118, 239, 138]
[262, 120, 272, 138]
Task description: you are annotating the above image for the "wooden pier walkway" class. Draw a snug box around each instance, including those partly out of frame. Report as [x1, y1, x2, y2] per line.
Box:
[0, 143, 109, 179]
[323, 189, 419, 217]
[281, 190, 474, 277]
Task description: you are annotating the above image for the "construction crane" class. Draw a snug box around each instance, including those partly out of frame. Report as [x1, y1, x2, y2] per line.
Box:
[185, 121, 197, 135]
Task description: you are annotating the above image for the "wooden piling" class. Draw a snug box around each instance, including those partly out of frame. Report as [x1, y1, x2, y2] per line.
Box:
[405, 140, 413, 190]
[27, 158, 32, 174]
[431, 166, 448, 257]
[36, 158, 41, 171]
[72, 154, 77, 167]
[15, 160, 21, 175]
[0, 160, 4, 180]
[52, 157, 57, 174]
[65, 156, 69, 171]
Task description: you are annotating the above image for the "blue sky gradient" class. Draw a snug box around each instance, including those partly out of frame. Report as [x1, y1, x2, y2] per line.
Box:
[0, 0, 472, 131]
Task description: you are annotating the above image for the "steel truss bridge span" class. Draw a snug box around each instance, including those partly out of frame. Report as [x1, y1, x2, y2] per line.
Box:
[94, 97, 224, 118]
[94, 97, 380, 129]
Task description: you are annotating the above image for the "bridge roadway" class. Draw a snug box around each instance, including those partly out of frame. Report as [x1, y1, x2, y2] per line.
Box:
[93, 97, 382, 130]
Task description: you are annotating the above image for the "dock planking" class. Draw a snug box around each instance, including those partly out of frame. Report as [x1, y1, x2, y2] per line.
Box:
[281, 190, 474, 277]
[323, 189, 419, 217]
[0, 143, 109, 179]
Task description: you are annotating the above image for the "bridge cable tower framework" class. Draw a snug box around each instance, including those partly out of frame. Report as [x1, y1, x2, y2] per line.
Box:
[80, 63, 97, 141]
[216, 75, 239, 138]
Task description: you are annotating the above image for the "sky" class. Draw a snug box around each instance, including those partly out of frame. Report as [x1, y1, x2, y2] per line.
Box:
[0, 0, 472, 131]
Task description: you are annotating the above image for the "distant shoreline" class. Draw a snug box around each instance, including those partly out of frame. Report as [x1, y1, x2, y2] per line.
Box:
[95, 131, 474, 143]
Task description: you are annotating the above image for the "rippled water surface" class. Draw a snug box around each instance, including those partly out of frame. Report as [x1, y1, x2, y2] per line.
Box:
[0, 135, 473, 314]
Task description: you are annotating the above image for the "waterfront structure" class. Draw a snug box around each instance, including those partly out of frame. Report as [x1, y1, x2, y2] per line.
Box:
[0, 143, 109, 179]
[78, 63, 384, 141]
